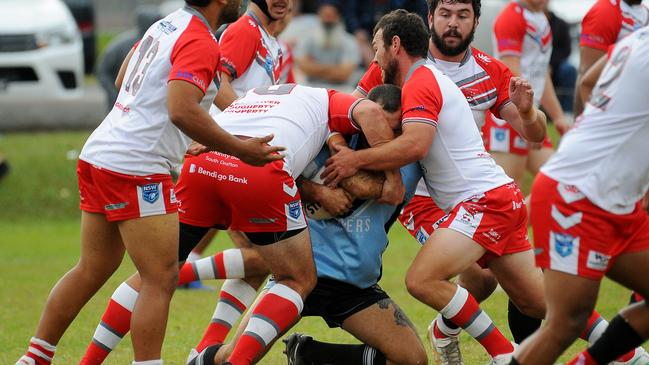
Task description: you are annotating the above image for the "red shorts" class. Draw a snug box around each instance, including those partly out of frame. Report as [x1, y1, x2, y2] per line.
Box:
[439, 183, 532, 267]
[77, 159, 177, 222]
[399, 195, 448, 244]
[482, 112, 553, 156]
[175, 152, 307, 233]
[531, 173, 649, 280]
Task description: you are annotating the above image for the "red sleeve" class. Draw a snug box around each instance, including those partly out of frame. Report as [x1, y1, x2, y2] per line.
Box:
[168, 18, 219, 94]
[580, 0, 622, 51]
[401, 68, 443, 127]
[490, 60, 514, 118]
[356, 61, 383, 96]
[327, 90, 362, 135]
[218, 16, 260, 79]
[493, 3, 527, 57]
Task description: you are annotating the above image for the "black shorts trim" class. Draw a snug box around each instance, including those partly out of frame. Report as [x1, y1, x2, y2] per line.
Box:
[243, 227, 306, 246]
[301, 277, 389, 328]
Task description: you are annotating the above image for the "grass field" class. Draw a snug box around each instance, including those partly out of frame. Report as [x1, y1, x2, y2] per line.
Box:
[0, 131, 646, 364]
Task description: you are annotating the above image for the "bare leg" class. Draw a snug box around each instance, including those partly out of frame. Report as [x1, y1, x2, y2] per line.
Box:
[35, 212, 125, 344]
[514, 270, 600, 365]
[118, 213, 179, 361]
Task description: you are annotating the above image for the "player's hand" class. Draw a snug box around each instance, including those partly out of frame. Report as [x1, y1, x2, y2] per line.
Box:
[322, 145, 360, 187]
[378, 170, 405, 205]
[553, 117, 572, 136]
[317, 186, 354, 216]
[187, 141, 209, 156]
[510, 77, 534, 115]
[236, 134, 285, 166]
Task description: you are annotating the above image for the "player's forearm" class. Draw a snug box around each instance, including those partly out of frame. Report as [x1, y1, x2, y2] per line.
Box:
[519, 107, 547, 143]
[355, 133, 425, 171]
[215, 75, 238, 111]
[340, 170, 384, 200]
[296, 57, 328, 79]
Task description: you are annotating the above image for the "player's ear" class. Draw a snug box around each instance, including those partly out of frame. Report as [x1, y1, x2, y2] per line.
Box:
[391, 35, 401, 53]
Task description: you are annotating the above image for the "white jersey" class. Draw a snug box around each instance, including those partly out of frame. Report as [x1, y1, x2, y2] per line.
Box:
[215, 84, 360, 178]
[493, 1, 552, 105]
[542, 26, 649, 214]
[402, 61, 512, 212]
[80, 7, 220, 175]
[414, 48, 515, 197]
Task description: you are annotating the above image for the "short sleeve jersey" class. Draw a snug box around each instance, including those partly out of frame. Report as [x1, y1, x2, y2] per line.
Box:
[493, 1, 552, 105]
[580, 0, 649, 52]
[215, 84, 360, 178]
[80, 7, 220, 175]
[542, 26, 649, 214]
[402, 61, 512, 212]
[219, 13, 283, 95]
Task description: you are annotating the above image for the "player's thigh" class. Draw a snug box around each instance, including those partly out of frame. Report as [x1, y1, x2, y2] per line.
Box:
[491, 151, 527, 186]
[542, 269, 600, 334]
[489, 249, 546, 318]
[251, 230, 315, 288]
[118, 213, 179, 277]
[78, 211, 125, 275]
[527, 147, 554, 175]
[408, 228, 487, 282]
[342, 298, 427, 365]
[607, 248, 649, 302]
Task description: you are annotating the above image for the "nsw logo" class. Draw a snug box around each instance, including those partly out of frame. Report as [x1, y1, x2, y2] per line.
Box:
[141, 183, 160, 204]
[288, 200, 302, 219]
[494, 128, 507, 142]
[553, 232, 575, 258]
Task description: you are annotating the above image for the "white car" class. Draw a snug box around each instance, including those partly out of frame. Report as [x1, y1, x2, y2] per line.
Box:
[0, 0, 84, 101]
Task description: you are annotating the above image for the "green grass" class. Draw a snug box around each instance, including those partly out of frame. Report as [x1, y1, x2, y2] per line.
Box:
[0, 130, 645, 364]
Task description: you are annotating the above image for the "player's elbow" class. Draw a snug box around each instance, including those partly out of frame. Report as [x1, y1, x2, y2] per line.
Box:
[410, 143, 429, 161]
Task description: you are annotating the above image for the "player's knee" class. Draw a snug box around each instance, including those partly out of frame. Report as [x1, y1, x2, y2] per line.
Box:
[546, 311, 589, 345]
[405, 271, 430, 302]
[275, 269, 316, 297]
[512, 297, 546, 319]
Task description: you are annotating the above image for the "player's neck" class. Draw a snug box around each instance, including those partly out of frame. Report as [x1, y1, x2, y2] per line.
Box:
[428, 41, 469, 63]
[398, 55, 427, 86]
[191, 4, 220, 31]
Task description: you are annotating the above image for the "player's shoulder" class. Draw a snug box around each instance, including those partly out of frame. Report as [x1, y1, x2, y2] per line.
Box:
[223, 15, 261, 39]
[470, 48, 511, 74]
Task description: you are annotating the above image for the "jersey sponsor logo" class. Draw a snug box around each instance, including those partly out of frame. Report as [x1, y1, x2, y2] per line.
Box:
[586, 250, 611, 271]
[175, 70, 206, 90]
[248, 18, 257, 28]
[482, 228, 502, 243]
[141, 183, 160, 204]
[476, 52, 492, 63]
[288, 200, 302, 219]
[341, 216, 371, 233]
[557, 183, 586, 204]
[114, 101, 131, 113]
[552, 232, 575, 257]
[157, 21, 177, 34]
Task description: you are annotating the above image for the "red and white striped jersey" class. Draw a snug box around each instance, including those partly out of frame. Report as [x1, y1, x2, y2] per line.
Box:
[80, 7, 220, 175]
[493, 1, 552, 105]
[219, 13, 283, 96]
[542, 26, 649, 214]
[402, 61, 512, 212]
[216, 84, 361, 178]
[581, 0, 649, 51]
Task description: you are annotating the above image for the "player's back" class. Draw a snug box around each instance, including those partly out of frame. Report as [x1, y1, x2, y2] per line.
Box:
[216, 84, 331, 178]
[403, 63, 511, 212]
[542, 26, 649, 214]
[81, 7, 219, 175]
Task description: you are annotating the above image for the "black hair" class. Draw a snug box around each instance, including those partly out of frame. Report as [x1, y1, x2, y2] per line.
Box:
[185, 0, 211, 6]
[427, 0, 481, 19]
[373, 10, 429, 59]
[367, 84, 401, 113]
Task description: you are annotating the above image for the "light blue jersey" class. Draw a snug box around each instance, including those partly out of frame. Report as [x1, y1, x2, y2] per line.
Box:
[303, 145, 422, 289]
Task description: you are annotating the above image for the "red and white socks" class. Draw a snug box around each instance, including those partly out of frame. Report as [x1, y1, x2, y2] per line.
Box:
[226, 283, 303, 365]
[438, 286, 513, 358]
[80, 282, 138, 365]
[195, 279, 257, 352]
[16, 337, 56, 365]
[178, 249, 245, 285]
